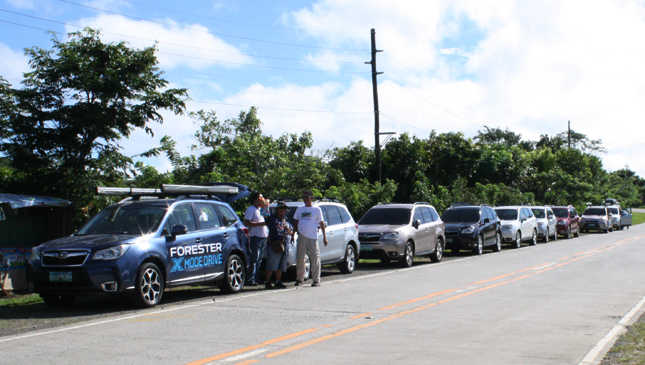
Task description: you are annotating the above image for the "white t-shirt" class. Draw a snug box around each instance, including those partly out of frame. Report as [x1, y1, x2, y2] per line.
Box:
[244, 205, 267, 238]
[294, 205, 323, 240]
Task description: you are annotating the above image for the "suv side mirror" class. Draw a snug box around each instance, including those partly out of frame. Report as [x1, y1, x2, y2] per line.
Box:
[167, 225, 188, 241]
[413, 219, 421, 229]
[483, 218, 490, 224]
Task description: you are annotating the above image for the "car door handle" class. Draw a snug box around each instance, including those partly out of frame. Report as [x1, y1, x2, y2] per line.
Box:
[222, 233, 229, 239]
[328, 231, 334, 235]
[195, 238, 203, 243]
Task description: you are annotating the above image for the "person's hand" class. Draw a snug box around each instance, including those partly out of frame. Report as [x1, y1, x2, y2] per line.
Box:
[323, 238, 328, 246]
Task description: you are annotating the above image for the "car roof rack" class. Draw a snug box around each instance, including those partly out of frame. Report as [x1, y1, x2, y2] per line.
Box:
[450, 202, 471, 207]
[97, 183, 249, 203]
[413, 202, 430, 205]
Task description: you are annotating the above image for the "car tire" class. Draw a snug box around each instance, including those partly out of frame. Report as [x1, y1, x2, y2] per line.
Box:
[430, 238, 444, 263]
[552, 229, 557, 241]
[338, 245, 356, 274]
[473, 235, 484, 255]
[565, 226, 571, 239]
[41, 294, 76, 308]
[492, 232, 502, 252]
[575, 228, 581, 237]
[543, 229, 549, 243]
[132, 262, 164, 308]
[400, 242, 414, 267]
[514, 232, 521, 248]
[529, 230, 537, 246]
[219, 254, 245, 294]
[604, 226, 610, 233]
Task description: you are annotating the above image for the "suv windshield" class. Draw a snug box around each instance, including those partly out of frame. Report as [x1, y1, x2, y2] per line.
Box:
[441, 209, 480, 223]
[553, 208, 569, 218]
[77, 205, 167, 236]
[583, 208, 606, 216]
[359, 208, 411, 225]
[531, 209, 546, 218]
[495, 209, 518, 220]
[608, 207, 619, 214]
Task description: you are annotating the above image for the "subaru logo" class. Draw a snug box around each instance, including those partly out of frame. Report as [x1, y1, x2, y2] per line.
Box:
[58, 251, 69, 259]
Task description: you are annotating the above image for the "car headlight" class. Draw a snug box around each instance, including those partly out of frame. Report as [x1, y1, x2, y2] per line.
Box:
[462, 226, 475, 234]
[557, 221, 565, 225]
[537, 222, 545, 227]
[30, 246, 41, 262]
[382, 231, 401, 240]
[93, 245, 130, 260]
[502, 224, 512, 230]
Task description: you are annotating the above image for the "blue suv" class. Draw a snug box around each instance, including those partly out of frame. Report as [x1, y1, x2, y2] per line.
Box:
[29, 183, 250, 308]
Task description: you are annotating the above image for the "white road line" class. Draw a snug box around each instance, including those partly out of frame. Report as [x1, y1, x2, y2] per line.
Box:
[579, 294, 645, 365]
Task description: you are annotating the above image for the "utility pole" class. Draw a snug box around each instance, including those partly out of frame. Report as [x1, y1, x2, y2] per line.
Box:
[568, 120, 571, 149]
[366, 28, 383, 182]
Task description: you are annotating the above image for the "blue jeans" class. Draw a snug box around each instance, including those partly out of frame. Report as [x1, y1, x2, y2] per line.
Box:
[247, 236, 266, 284]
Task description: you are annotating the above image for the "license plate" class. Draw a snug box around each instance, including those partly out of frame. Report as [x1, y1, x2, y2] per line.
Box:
[445, 238, 453, 243]
[49, 272, 72, 282]
[361, 246, 373, 251]
[588, 224, 595, 227]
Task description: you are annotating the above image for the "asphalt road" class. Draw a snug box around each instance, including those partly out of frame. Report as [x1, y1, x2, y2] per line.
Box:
[2, 225, 644, 364]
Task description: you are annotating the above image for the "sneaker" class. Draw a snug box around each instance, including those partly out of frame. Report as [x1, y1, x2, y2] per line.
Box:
[294, 281, 302, 286]
[311, 282, 320, 287]
[265, 282, 274, 290]
[274, 282, 287, 289]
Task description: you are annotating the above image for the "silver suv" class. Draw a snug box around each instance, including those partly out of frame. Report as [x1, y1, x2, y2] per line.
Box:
[357, 203, 445, 267]
[270, 199, 360, 279]
[494, 206, 538, 248]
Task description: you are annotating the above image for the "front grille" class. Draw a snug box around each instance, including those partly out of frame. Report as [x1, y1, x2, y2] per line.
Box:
[358, 233, 381, 243]
[42, 250, 91, 267]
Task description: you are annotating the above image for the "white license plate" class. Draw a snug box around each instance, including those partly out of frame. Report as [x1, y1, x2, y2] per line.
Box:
[361, 246, 373, 251]
[49, 272, 72, 282]
[588, 223, 595, 227]
[445, 238, 453, 243]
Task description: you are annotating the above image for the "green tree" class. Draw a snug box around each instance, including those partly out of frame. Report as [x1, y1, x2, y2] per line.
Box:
[0, 28, 187, 224]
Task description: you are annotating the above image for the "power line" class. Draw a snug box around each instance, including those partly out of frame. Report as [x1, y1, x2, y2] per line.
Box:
[191, 100, 372, 115]
[57, 0, 369, 52]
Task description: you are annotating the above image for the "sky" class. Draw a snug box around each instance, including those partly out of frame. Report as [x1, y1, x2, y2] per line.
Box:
[1, 0, 644, 179]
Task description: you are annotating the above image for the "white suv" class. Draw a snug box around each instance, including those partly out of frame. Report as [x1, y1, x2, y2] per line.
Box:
[494, 206, 538, 248]
[270, 199, 360, 279]
[529, 206, 558, 242]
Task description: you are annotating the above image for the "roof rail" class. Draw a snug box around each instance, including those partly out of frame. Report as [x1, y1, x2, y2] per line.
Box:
[413, 202, 430, 205]
[450, 202, 471, 207]
[97, 183, 246, 203]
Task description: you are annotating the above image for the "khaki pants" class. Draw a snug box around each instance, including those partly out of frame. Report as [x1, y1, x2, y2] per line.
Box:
[296, 235, 321, 283]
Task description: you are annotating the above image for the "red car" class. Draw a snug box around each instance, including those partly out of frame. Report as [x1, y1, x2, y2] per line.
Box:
[551, 205, 580, 239]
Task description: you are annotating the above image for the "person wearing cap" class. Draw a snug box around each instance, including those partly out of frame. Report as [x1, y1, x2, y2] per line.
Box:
[244, 192, 268, 286]
[293, 190, 328, 287]
[264, 201, 293, 289]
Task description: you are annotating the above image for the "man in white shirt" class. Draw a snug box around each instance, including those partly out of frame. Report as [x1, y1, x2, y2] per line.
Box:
[243, 192, 268, 286]
[293, 190, 328, 287]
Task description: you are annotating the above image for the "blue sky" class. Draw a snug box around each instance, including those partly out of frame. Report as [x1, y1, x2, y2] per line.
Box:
[2, 0, 645, 179]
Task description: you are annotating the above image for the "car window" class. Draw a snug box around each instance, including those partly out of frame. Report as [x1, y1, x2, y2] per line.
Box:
[608, 207, 619, 214]
[420, 207, 434, 223]
[195, 203, 221, 230]
[571, 208, 578, 216]
[323, 205, 343, 226]
[522, 208, 533, 218]
[531, 208, 545, 218]
[77, 204, 166, 236]
[486, 207, 497, 220]
[169, 204, 197, 232]
[360, 208, 411, 225]
[441, 208, 480, 223]
[413, 207, 424, 223]
[215, 205, 239, 227]
[429, 207, 439, 222]
[338, 206, 352, 223]
[495, 209, 518, 221]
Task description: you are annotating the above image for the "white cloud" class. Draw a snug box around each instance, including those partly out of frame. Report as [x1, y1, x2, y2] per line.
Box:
[0, 42, 29, 83]
[68, 14, 255, 70]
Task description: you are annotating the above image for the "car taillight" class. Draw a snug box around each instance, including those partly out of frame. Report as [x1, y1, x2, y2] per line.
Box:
[355, 224, 358, 230]
[241, 227, 249, 235]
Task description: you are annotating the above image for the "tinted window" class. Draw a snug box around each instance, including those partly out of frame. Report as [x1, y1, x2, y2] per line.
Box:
[428, 207, 439, 222]
[324, 205, 343, 226]
[413, 207, 424, 223]
[441, 209, 480, 223]
[359, 208, 411, 225]
[195, 203, 221, 230]
[608, 207, 619, 214]
[77, 204, 166, 236]
[553, 208, 568, 218]
[338, 206, 352, 223]
[532, 208, 545, 218]
[495, 209, 518, 221]
[215, 205, 239, 227]
[583, 208, 607, 216]
[486, 207, 497, 220]
[169, 204, 197, 232]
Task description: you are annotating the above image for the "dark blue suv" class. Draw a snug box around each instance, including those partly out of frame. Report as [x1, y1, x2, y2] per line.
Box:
[29, 183, 250, 308]
[441, 205, 502, 255]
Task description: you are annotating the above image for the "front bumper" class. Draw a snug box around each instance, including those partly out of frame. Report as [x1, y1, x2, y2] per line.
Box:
[359, 240, 404, 260]
[30, 263, 132, 295]
[581, 221, 610, 231]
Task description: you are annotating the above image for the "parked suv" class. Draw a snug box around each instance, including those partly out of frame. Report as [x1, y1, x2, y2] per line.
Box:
[580, 205, 613, 233]
[529, 206, 558, 242]
[271, 199, 359, 278]
[551, 205, 580, 239]
[441, 205, 501, 255]
[30, 184, 250, 308]
[358, 203, 445, 267]
[494, 206, 538, 248]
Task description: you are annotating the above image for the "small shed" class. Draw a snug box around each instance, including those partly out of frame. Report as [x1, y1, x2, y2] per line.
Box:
[0, 193, 73, 291]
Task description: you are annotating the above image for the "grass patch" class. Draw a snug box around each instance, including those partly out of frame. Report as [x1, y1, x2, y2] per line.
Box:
[603, 322, 645, 364]
[631, 212, 645, 226]
[0, 292, 42, 307]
